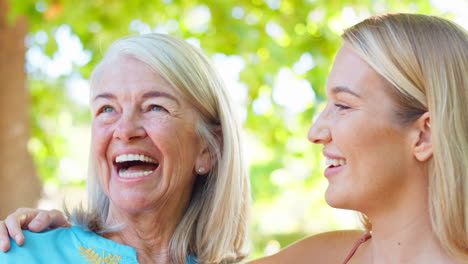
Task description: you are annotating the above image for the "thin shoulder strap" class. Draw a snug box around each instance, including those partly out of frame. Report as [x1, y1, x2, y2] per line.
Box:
[342, 233, 372, 264]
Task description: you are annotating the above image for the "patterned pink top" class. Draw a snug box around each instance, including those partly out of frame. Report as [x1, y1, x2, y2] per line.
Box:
[342, 233, 372, 264]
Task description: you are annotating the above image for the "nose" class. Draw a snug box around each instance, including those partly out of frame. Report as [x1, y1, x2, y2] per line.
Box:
[308, 110, 331, 145]
[114, 112, 146, 142]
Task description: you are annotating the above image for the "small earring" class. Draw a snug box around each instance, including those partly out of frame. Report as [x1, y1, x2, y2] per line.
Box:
[197, 167, 206, 174]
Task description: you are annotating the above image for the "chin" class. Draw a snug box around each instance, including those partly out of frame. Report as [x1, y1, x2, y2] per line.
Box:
[109, 192, 154, 212]
[324, 186, 353, 210]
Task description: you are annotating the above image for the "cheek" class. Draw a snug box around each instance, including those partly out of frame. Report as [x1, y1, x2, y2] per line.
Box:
[91, 124, 106, 154]
[90, 122, 114, 172]
[148, 119, 198, 147]
[350, 127, 409, 186]
[145, 121, 175, 151]
[147, 121, 200, 167]
[91, 119, 114, 145]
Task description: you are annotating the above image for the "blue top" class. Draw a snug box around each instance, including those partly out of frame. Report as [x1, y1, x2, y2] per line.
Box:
[0, 226, 198, 264]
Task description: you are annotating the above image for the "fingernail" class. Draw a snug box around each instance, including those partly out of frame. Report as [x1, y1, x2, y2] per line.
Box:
[15, 235, 22, 245]
[0, 239, 4, 250]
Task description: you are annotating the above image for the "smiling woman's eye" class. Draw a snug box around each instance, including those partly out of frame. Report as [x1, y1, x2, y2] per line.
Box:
[150, 105, 165, 112]
[334, 103, 351, 110]
[101, 106, 115, 113]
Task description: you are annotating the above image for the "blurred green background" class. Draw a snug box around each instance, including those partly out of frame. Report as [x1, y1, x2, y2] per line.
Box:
[6, 0, 467, 259]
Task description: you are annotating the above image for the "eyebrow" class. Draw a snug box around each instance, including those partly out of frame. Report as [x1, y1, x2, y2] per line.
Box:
[93, 93, 115, 101]
[93, 91, 180, 105]
[142, 91, 180, 105]
[331, 86, 361, 98]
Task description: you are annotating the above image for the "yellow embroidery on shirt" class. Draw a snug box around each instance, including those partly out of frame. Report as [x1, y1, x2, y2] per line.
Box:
[78, 246, 122, 264]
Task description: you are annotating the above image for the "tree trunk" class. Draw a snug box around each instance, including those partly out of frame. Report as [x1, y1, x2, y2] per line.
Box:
[0, 0, 41, 218]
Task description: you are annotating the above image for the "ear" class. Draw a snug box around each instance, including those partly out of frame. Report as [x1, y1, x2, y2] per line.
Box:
[195, 143, 211, 175]
[194, 125, 221, 175]
[412, 112, 433, 162]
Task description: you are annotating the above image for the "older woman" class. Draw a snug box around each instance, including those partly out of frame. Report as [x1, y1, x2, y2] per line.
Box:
[0, 33, 250, 264]
[2, 13, 468, 264]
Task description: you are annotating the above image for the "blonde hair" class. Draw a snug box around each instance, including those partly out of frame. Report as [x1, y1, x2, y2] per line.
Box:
[342, 13, 468, 261]
[70, 34, 250, 264]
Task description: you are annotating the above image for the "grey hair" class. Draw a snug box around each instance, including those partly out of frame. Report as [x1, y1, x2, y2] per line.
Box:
[68, 34, 250, 264]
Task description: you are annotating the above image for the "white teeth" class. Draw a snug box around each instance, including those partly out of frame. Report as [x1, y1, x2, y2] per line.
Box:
[115, 154, 158, 179]
[115, 154, 158, 164]
[325, 157, 347, 167]
[118, 170, 153, 178]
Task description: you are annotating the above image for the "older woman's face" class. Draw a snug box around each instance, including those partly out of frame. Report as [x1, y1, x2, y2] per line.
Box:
[90, 56, 206, 213]
[308, 45, 416, 212]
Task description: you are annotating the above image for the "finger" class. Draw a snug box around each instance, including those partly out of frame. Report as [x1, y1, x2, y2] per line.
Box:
[28, 210, 69, 232]
[4, 208, 39, 246]
[0, 221, 11, 252]
[48, 209, 71, 228]
[4, 213, 24, 246]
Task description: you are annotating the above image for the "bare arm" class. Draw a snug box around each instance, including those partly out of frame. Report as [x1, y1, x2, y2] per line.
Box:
[248, 230, 365, 264]
[0, 208, 70, 252]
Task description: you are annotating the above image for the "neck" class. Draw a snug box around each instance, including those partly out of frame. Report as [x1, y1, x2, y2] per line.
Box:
[361, 171, 458, 263]
[369, 210, 438, 262]
[103, 207, 183, 264]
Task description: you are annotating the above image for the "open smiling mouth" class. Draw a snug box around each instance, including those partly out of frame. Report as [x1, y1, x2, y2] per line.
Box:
[114, 154, 159, 178]
[325, 158, 347, 168]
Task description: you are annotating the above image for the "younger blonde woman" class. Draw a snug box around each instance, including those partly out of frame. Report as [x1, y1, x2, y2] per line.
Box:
[256, 13, 468, 264]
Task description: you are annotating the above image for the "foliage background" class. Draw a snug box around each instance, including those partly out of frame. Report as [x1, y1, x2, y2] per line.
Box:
[8, 0, 467, 259]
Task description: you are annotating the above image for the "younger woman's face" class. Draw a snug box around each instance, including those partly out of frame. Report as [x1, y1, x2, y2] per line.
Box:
[308, 44, 417, 212]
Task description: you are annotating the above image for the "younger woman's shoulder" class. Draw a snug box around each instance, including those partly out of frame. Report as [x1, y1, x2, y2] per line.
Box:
[249, 230, 366, 264]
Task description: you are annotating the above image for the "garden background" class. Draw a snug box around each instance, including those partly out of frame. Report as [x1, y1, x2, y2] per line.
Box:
[0, 0, 466, 259]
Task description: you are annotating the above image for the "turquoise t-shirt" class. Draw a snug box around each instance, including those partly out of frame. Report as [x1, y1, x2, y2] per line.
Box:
[0, 226, 198, 264]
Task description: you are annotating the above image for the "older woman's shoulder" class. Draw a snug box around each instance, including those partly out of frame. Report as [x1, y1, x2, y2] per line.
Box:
[0, 226, 139, 263]
[249, 230, 366, 264]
